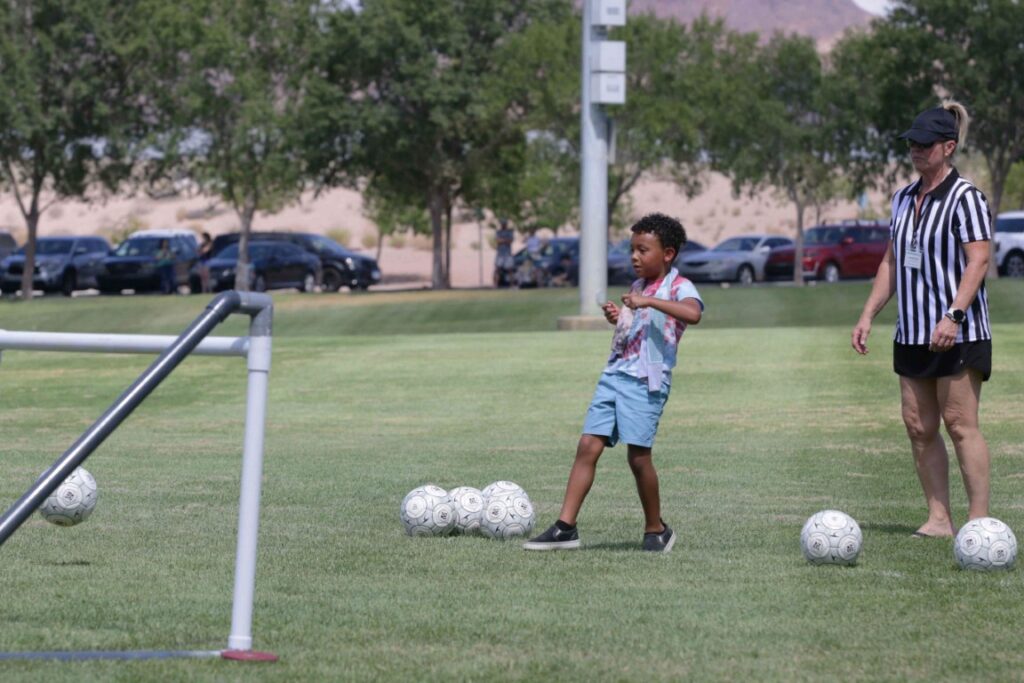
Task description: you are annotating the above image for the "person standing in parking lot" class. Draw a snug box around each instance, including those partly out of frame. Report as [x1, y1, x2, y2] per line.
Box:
[156, 239, 176, 295]
[197, 231, 214, 293]
[852, 101, 993, 538]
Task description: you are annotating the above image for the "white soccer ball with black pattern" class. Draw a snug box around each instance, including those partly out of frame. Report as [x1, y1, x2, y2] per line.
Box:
[954, 517, 1017, 571]
[38, 467, 98, 527]
[399, 485, 456, 537]
[800, 510, 862, 566]
[482, 480, 526, 500]
[480, 491, 536, 540]
[447, 486, 485, 535]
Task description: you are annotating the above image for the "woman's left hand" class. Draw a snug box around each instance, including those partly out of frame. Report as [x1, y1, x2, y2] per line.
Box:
[929, 318, 959, 352]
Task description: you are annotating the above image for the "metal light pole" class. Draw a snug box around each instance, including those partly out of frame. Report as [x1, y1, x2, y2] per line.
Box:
[578, 0, 625, 318]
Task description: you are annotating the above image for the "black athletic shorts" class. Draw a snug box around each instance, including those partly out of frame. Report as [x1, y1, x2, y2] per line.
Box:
[893, 340, 992, 382]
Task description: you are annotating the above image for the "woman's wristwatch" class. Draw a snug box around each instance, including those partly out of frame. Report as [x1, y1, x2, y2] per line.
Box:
[944, 308, 966, 324]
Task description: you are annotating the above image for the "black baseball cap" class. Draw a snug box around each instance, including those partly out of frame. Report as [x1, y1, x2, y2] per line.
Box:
[898, 107, 958, 145]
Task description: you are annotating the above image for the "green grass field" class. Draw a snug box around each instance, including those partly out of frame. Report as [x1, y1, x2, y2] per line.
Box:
[1, 282, 1023, 681]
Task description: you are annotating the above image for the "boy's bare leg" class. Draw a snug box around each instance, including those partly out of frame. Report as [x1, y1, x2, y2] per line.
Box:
[627, 445, 663, 533]
[558, 434, 608, 525]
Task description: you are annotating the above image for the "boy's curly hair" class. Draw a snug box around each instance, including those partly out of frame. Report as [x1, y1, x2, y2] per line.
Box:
[630, 213, 686, 255]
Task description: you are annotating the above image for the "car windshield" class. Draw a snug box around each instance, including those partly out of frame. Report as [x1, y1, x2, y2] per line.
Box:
[804, 228, 844, 245]
[713, 237, 761, 252]
[112, 238, 164, 257]
[540, 241, 574, 257]
[996, 217, 1024, 233]
[214, 244, 240, 259]
[16, 240, 74, 256]
[306, 235, 347, 256]
[609, 238, 631, 256]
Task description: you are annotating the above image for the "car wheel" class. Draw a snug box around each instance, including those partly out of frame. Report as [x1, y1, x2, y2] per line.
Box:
[301, 272, 317, 293]
[60, 270, 76, 297]
[1005, 251, 1024, 278]
[253, 274, 267, 292]
[736, 265, 755, 285]
[822, 262, 840, 283]
[321, 268, 343, 292]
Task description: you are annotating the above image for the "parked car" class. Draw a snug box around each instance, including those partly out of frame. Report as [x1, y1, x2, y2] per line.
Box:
[199, 241, 321, 293]
[211, 232, 381, 291]
[97, 230, 198, 294]
[0, 231, 16, 261]
[677, 234, 793, 284]
[0, 236, 110, 296]
[607, 237, 707, 285]
[995, 211, 1024, 278]
[764, 222, 890, 282]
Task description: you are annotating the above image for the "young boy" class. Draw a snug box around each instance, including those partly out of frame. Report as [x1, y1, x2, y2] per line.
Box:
[523, 213, 703, 553]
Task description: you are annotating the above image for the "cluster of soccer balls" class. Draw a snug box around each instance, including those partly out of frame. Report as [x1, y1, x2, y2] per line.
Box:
[37, 466, 98, 527]
[800, 509, 1018, 571]
[400, 481, 536, 540]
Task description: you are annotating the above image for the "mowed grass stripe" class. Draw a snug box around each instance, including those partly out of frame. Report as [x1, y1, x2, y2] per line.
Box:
[0, 289, 1023, 681]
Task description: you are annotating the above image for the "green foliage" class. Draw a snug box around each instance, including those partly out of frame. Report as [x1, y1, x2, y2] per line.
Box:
[0, 0, 144, 298]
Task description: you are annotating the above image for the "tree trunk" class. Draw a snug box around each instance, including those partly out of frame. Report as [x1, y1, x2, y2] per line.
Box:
[444, 201, 453, 289]
[986, 155, 1010, 279]
[235, 199, 257, 292]
[428, 188, 446, 289]
[19, 206, 41, 301]
[792, 196, 806, 287]
[375, 224, 383, 264]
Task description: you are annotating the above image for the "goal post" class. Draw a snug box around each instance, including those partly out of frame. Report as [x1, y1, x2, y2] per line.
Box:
[0, 291, 277, 661]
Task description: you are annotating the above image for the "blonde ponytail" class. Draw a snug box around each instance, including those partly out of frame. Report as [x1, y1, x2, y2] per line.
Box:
[942, 100, 970, 149]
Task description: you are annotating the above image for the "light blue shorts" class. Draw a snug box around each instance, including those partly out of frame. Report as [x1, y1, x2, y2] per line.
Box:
[582, 372, 670, 448]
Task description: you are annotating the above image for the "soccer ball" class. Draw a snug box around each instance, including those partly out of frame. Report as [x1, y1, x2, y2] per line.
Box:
[481, 480, 526, 500]
[447, 486, 484, 535]
[480, 491, 536, 540]
[800, 510, 862, 566]
[399, 485, 456, 537]
[38, 467, 98, 527]
[954, 517, 1017, 571]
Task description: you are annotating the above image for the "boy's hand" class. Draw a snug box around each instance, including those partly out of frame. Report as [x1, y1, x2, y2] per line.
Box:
[601, 301, 619, 324]
[621, 293, 649, 310]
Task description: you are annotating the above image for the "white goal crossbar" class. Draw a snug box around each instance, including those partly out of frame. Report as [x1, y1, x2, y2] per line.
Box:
[0, 291, 276, 661]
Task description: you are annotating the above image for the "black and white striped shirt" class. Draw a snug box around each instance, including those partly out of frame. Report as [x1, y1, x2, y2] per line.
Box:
[890, 168, 992, 345]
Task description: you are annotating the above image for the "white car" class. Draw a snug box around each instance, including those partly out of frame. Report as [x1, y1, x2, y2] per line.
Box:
[677, 234, 793, 284]
[994, 211, 1024, 278]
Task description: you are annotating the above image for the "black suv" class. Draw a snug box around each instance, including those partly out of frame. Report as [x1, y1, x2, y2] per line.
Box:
[211, 232, 381, 291]
[1, 236, 111, 296]
[98, 231, 198, 294]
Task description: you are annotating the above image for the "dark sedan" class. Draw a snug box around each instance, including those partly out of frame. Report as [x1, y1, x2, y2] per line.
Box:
[211, 231, 381, 291]
[199, 241, 321, 293]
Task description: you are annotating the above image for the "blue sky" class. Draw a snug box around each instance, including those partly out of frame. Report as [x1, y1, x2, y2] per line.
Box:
[852, 0, 894, 15]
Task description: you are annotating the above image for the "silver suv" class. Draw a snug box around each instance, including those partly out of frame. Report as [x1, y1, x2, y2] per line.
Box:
[995, 211, 1024, 278]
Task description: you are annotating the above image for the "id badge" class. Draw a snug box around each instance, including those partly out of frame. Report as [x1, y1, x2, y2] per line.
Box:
[904, 244, 922, 270]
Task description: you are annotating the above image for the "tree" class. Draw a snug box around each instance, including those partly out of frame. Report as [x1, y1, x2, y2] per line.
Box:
[711, 33, 847, 285]
[312, 0, 570, 289]
[0, 0, 141, 300]
[141, 0, 319, 291]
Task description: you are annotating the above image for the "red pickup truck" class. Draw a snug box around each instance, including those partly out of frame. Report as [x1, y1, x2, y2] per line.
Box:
[765, 222, 890, 282]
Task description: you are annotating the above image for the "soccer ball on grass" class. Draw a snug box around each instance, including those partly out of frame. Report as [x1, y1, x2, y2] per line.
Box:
[38, 467, 98, 527]
[399, 485, 456, 537]
[800, 509, 862, 566]
[447, 486, 484, 535]
[954, 517, 1017, 571]
[480, 491, 536, 540]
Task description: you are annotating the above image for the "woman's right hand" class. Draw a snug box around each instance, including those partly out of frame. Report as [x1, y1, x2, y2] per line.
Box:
[851, 317, 872, 355]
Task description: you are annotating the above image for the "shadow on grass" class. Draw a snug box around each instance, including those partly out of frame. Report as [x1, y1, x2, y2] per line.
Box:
[583, 541, 646, 552]
[859, 521, 930, 536]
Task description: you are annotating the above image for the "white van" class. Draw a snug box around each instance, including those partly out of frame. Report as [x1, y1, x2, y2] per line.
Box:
[994, 211, 1024, 278]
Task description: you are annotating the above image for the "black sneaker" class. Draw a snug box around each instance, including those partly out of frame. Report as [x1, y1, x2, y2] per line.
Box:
[642, 520, 676, 553]
[522, 523, 581, 551]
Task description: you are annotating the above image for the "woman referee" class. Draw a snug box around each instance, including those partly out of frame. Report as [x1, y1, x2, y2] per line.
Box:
[852, 102, 993, 539]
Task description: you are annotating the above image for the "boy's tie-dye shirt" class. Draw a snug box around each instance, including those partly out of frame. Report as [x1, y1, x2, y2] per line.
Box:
[605, 271, 703, 389]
